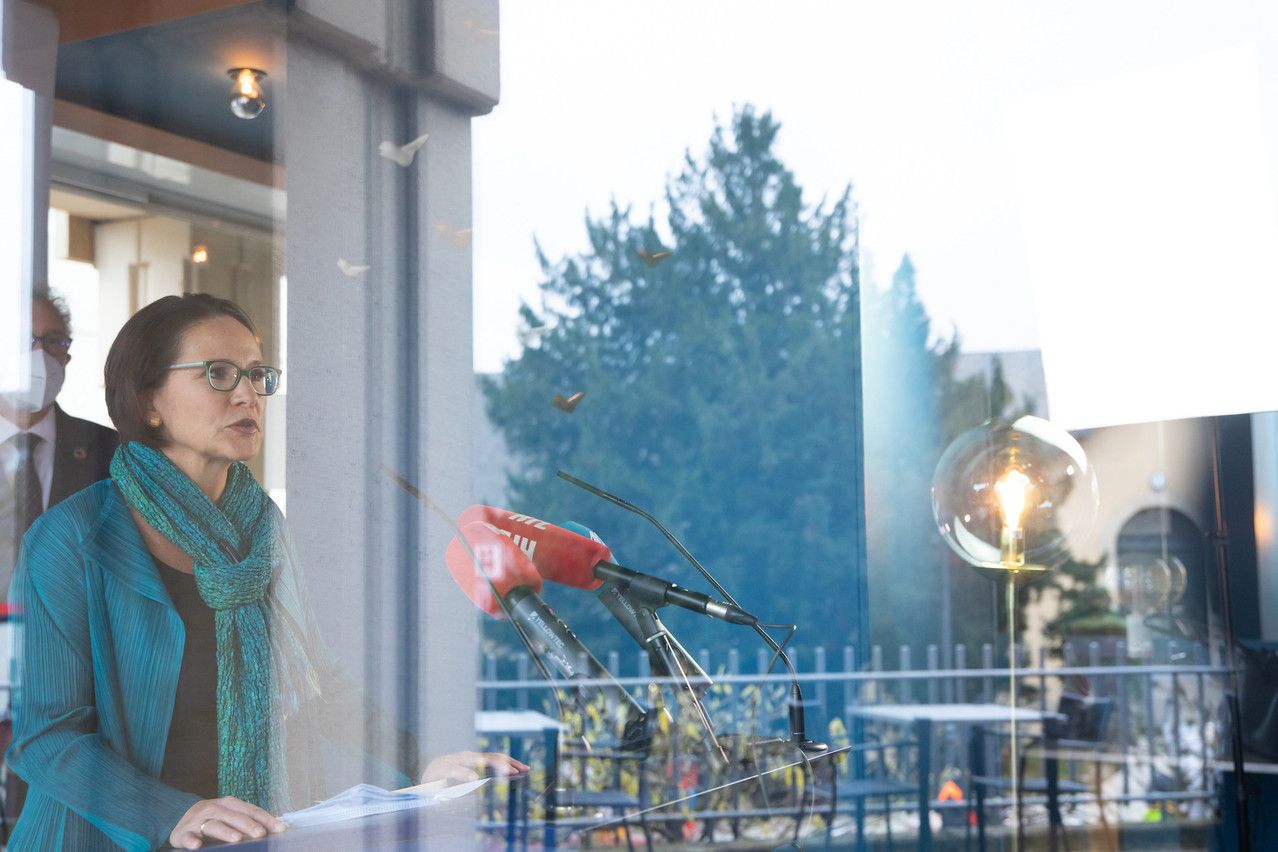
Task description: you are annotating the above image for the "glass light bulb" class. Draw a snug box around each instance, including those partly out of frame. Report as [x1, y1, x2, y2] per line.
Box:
[932, 416, 1100, 584]
[228, 69, 266, 120]
[995, 469, 1031, 528]
[1115, 554, 1184, 614]
[1115, 556, 1173, 615]
[995, 469, 1031, 567]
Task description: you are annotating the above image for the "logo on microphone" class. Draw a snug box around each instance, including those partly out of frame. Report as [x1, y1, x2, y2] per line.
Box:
[505, 512, 550, 530]
[524, 610, 565, 650]
[607, 585, 638, 618]
[482, 521, 539, 560]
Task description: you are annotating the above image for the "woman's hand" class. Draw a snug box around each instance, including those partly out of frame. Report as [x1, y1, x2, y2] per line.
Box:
[169, 796, 287, 849]
[419, 750, 530, 785]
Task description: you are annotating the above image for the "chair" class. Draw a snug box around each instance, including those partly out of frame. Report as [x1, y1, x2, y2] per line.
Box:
[969, 692, 1114, 851]
[553, 709, 657, 852]
[815, 732, 919, 852]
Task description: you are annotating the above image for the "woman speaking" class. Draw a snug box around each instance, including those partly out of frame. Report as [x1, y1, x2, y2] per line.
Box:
[7, 294, 523, 850]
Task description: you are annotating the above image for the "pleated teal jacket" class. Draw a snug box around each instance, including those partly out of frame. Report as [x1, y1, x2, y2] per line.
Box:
[6, 480, 420, 851]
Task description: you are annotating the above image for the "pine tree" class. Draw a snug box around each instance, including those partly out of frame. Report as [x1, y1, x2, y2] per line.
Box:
[481, 107, 865, 661]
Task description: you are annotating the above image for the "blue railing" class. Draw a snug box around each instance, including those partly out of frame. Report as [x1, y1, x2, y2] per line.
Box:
[479, 638, 1230, 829]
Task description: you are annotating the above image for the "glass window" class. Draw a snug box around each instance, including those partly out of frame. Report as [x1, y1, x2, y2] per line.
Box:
[7, 2, 1272, 848]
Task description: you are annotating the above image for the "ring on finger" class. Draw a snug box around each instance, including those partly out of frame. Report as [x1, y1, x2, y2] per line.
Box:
[200, 818, 212, 836]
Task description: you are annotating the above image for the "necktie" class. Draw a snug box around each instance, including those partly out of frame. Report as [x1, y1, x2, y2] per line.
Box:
[13, 432, 44, 536]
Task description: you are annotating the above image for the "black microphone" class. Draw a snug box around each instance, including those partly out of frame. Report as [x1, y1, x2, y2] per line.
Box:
[597, 582, 714, 698]
[555, 472, 828, 755]
[595, 562, 759, 626]
[505, 587, 645, 716]
[563, 522, 714, 696]
[566, 523, 729, 768]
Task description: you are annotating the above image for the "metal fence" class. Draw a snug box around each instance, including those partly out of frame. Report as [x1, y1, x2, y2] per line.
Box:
[479, 637, 1229, 829]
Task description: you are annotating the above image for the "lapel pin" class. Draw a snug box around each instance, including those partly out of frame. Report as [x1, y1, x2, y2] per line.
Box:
[73, 447, 88, 460]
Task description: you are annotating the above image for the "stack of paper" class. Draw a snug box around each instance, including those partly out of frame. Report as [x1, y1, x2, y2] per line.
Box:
[281, 778, 488, 828]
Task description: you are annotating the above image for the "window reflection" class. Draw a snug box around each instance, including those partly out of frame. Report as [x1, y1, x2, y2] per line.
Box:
[6, 1, 1273, 848]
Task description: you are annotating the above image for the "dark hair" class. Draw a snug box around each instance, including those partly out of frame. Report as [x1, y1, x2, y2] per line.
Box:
[104, 294, 258, 447]
[33, 288, 73, 339]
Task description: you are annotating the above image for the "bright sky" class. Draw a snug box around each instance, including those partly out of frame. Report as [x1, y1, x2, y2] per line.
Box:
[1, 80, 32, 391]
[473, 0, 1278, 385]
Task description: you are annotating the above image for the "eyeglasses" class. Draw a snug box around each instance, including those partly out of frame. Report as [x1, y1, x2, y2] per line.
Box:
[168, 360, 282, 396]
[32, 333, 72, 355]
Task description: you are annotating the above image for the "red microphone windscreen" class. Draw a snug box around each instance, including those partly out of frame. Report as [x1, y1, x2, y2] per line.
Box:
[456, 505, 611, 590]
[445, 521, 543, 618]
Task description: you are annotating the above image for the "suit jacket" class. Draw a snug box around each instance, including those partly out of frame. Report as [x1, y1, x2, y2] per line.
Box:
[49, 405, 118, 508]
[1, 407, 118, 600]
[7, 481, 420, 852]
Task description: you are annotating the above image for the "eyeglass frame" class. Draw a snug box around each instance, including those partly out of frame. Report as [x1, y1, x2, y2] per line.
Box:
[32, 333, 72, 360]
[168, 360, 283, 396]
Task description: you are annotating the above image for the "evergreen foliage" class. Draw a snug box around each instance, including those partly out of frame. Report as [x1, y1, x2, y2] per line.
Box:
[861, 254, 1031, 657]
[481, 107, 865, 661]
[480, 105, 1038, 670]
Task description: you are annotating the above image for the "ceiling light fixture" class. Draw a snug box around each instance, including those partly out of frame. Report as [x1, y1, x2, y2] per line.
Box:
[228, 68, 266, 120]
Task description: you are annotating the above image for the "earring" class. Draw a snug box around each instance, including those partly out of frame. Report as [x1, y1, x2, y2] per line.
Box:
[149, 415, 161, 428]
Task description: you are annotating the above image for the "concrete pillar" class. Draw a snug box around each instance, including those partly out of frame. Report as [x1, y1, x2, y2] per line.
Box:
[0, 0, 58, 389]
[284, 0, 498, 769]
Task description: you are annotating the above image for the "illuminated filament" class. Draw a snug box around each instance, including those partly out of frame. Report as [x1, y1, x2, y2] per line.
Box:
[995, 469, 1031, 568]
[236, 69, 261, 98]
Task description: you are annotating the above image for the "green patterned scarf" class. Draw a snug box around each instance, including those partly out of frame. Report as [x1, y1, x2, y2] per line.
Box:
[110, 441, 305, 812]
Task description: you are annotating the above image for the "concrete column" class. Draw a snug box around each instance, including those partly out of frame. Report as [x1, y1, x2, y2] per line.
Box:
[0, 0, 57, 388]
[284, 0, 497, 770]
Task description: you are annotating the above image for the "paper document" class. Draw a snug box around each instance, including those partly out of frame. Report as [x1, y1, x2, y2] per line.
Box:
[281, 778, 488, 828]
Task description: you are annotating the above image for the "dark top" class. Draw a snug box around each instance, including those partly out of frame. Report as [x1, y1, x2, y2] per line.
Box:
[49, 405, 118, 507]
[156, 559, 220, 800]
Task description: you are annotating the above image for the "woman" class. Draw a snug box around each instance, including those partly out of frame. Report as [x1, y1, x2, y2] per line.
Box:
[8, 294, 524, 850]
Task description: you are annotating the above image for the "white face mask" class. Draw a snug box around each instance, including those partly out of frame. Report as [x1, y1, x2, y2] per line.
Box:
[1, 349, 65, 413]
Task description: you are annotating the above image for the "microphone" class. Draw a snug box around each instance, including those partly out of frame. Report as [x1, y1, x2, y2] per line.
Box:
[565, 522, 727, 768]
[552, 473, 829, 755]
[444, 523, 542, 619]
[446, 523, 643, 715]
[561, 522, 714, 698]
[598, 582, 714, 692]
[458, 506, 758, 625]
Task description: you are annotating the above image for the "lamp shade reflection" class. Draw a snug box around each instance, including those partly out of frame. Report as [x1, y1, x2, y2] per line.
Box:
[1116, 554, 1187, 614]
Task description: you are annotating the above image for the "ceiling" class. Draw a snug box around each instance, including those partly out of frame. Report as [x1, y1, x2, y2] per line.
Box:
[53, 1, 284, 164]
[49, 187, 143, 220]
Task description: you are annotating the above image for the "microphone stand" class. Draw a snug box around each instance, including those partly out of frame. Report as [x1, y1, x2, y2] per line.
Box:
[559, 471, 829, 755]
[630, 603, 730, 768]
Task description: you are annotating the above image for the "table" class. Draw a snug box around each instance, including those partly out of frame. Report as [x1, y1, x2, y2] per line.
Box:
[847, 703, 1058, 852]
[475, 710, 565, 851]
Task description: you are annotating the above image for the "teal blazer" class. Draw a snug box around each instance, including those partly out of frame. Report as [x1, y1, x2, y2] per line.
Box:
[7, 480, 419, 851]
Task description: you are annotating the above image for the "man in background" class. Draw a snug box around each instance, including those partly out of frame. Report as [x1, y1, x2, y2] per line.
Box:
[1, 289, 117, 830]
[1, 289, 118, 594]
